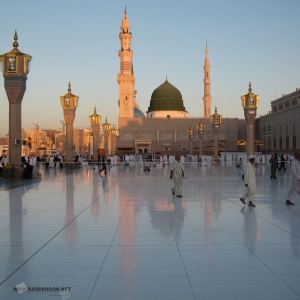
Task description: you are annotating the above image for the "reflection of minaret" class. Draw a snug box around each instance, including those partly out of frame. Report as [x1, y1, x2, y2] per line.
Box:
[118, 6, 135, 118]
[203, 43, 212, 118]
[91, 172, 101, 221]
[63, 174, 79, 245]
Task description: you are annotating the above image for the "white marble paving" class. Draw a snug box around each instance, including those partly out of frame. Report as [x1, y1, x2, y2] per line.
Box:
[0, 162, 299, 299]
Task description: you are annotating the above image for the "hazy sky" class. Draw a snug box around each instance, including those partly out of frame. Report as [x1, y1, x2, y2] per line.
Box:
[0, 0, 299, 137]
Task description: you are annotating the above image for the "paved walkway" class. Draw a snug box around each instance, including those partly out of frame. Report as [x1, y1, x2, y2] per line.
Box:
[0, 163, 299, 300]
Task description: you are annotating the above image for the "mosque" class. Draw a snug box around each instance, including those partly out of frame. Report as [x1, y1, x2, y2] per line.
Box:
[116, 9, 247, 155]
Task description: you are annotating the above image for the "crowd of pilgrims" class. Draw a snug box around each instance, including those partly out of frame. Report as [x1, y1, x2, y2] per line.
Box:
[0, 151, 294, 178]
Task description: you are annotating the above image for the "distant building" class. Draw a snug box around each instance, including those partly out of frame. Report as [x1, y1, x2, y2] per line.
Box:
[256, 89, 300, 153]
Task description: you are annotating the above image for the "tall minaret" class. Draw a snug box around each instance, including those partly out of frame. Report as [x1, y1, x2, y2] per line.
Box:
[117, 7, 135, 118]
[203, 43, 212, 118]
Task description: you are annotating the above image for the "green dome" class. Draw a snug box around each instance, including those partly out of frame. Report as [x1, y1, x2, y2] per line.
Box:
[147, 80, 186, 113]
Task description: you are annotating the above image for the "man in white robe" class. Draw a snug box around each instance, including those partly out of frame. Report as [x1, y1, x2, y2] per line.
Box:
[240, 155, 257, 207]
[286, 152, 300, 205]
[170, 155, 184, 197]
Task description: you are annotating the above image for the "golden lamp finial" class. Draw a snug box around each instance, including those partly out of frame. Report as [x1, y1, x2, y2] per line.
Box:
[13, 30, 19, 50]
[68, 82, 71, 93]
[248, 81, 252, 93]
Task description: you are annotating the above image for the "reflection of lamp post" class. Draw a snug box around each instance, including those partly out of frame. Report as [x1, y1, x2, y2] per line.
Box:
[241, 82, 260, 156]
[0, 31, 32, 177]
[211, 107, 222, 159]
[60, 82, 79, 162]
[102, 117, 111, 158]
[196, 118, 206, 157]
[89, 107, 101, 161]
[187, 124, 194, 155]
[110, 124, 119, 156]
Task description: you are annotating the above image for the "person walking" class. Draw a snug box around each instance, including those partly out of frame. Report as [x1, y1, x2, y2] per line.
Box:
[285, 152, 300, 205]
[170, 154, 184, 197]
[269, 154, 277, 179]
[99, 156, 107, 175]
[278, 154, 286, 171]
[240, 155, 257, 207]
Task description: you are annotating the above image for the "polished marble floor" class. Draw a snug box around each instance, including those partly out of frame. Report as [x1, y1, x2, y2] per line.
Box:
[0, 162, 300, 300]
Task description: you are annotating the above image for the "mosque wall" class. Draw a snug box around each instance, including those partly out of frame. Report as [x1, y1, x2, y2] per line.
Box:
[117, 117, 246, 155]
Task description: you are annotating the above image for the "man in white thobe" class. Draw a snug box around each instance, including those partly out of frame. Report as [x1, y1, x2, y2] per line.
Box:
[240, 155, 257, 207]
[286, 152, 300, 205]
[170, 155, 184, 197]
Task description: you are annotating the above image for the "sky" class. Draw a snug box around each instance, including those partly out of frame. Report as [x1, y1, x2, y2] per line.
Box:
[0, 0, 299, 137]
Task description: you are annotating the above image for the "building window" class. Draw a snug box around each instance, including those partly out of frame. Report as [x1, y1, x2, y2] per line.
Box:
[273, 138, 276, 150]
[286, 136, 289, 149]
[280, 136, 282, 150]
[267, 125, 271, 135]
[262, 126, 266, 136]
[181, 146, 187, 151]
[285, 101, 290, 108]
[278, 104, 283, 110]
[164, 147, 170, 151]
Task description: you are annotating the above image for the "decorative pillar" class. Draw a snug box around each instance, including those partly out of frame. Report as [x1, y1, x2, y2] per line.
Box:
[89, 107, 101, 161]
[188, 124, 194, 155]
[211, 107, 222, 159]
[60, 82, 79, 162]
[110, 124, 119, 156]
[241, 82, 260, 156]
[0, 31, 32, 177]
[196, 118, 206, 157]
[102, 117, 111, 158]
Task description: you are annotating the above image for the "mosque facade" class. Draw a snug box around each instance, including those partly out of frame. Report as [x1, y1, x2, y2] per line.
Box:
[116, 9, 247, 155]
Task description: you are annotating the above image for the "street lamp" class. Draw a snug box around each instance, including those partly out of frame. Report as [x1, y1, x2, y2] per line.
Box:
[187, 124, 194, 155]
[89, 107, 101, 161]
[211, 107, 222, 159]
[241, 82, 260, 156]
[0, 31, 32, 177]
[60, 82, 79, 163]
[102, 117, 111, 158]
[196, 118, 206, 157]
[110, 124, 119, 156]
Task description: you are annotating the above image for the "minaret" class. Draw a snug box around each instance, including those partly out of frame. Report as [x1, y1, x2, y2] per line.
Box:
[117, 7, 135, 118]
[203, 43, 212, 118]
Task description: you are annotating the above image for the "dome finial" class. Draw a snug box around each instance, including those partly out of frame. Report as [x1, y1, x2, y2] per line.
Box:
[124, 6, 127, 14]
[166, 74, 168, 81]
[248, 81, 252, 93]
[68, 82, 71, 93]
[94, 106, 96, 114]
[13, 30, 19, 50]
[215, 106, 217, 114]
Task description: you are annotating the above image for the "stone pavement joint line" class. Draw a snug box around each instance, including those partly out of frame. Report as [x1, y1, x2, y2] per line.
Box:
[0, 163, 300, 300]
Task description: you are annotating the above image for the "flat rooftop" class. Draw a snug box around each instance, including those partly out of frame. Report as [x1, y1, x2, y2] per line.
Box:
[0, 162, 299, 300]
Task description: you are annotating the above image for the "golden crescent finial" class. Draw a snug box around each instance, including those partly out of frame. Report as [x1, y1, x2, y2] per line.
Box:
[94, 106, 96, 114]
[68, 82, 71, 92]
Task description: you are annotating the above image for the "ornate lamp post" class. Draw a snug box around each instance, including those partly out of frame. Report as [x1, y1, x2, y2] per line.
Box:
[60, 82, 79, 162]
[187, 124, 194, 155]
[196, 118, 206, 157]
[211, 107, 222, 159]
[89, 107, 101, 161]
[0, 31, 32, 177]
[110, 124, 119, 156]
[241, 82, 260, 156]
[102, 117, 111, 158]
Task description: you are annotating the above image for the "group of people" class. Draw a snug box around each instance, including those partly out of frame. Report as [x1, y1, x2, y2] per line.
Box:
[240, 152, 300, 207]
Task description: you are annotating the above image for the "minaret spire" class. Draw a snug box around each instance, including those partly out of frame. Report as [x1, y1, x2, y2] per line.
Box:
[117, 8, 135, 119]
[203, 43, 212, 118]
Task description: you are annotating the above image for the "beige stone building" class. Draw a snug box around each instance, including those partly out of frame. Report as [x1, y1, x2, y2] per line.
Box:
[255, 89, 300, 153]
[116, 9, 247, 155]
